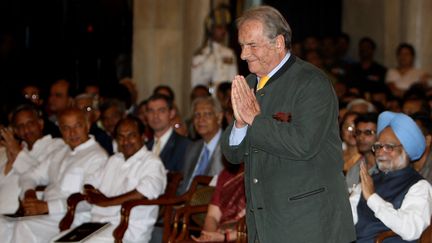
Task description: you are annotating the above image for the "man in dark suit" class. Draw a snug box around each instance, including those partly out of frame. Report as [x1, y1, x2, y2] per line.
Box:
[145, 94, 190, 172]
[221, 6, 356, 243]
[179, 96, 224, 194]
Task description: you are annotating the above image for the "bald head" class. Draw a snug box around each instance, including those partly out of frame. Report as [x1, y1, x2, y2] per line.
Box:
[58, 108, 90, 149]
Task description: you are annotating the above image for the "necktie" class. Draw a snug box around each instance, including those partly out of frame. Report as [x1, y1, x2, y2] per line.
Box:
[194, 146, 210, 176]
[257, 76, 270, 90]
[153, 138, 161, 156]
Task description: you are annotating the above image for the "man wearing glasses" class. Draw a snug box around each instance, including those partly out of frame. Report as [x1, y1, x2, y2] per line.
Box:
[346, 112, 379, 192]
[350, 111, 432, 242]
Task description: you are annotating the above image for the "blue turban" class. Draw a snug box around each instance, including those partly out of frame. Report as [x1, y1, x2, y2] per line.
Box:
[377, 111, 426, 160]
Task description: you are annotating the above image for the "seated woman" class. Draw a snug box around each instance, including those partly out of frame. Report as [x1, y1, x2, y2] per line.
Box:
[192, 163, 245, 242]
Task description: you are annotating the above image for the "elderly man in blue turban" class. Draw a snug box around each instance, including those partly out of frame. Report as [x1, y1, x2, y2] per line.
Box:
[350, 111, 432, 243]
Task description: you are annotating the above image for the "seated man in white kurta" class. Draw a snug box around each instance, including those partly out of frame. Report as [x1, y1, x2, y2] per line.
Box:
[350, 111, 432, 242]
[0, 108, 108, 243]
[53, 116, 167, 243]
[0, 104, 65, 214]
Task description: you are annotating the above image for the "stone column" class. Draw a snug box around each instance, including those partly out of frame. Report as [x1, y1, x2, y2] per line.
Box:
[133, 0, 210, 115]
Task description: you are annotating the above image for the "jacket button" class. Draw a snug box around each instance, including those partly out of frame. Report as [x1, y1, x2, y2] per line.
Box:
[253, 178, 258, 184]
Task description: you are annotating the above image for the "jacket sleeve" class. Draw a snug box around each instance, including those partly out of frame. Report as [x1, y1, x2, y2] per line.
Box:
[221, 124, 247, 165]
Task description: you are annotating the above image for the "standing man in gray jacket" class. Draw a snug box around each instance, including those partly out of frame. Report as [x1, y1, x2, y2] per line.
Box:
[221, 5, 355, 243]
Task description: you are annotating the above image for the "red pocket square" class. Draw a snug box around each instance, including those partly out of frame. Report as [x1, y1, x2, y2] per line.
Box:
[272, 112, 292, 122]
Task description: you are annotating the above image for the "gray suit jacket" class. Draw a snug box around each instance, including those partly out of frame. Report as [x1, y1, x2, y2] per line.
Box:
[221, 55, 356, 243]
[179, 138, 224, 194]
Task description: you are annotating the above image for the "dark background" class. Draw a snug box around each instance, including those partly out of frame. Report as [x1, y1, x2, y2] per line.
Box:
[0, 0, 341, 108]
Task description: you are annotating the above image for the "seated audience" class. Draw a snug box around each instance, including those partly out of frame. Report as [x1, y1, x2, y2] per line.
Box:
[346, 98, 376, 114]
[346, 37, 387, 94]
[0, 105, 64, 214]
[100, 98, 127, 152]
[153, 85, 188, 136]
[346, 113, 379, 192]
[350, 111, 432, 242]
[53, 116, 167, 243]
[179, 97, 224, 194]
[192, 163, 246, 242]
[385, 43, 430, 98]
[340, 111, 361, 174]
[411, 112, 432, 183]
[188, 85, 211, 141]
[145, 94, 191, 172]
[47, 79, 74, 125]
[0, 108, 108, 243]
[75, 93, 114, 155]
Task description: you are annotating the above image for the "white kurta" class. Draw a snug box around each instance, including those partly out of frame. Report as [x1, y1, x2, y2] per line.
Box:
[350, 179, 432, 241]
[191, 41, 237, 90]
[80, 146, 167, 243]
[0, 135, 65, 214]
[0, 136, 108, 243]
[385, 68, 426, 91]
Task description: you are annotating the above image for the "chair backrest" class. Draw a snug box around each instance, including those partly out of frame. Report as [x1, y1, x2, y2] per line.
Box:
[236, 216, 247, 243]
[189, 186, 215, 226]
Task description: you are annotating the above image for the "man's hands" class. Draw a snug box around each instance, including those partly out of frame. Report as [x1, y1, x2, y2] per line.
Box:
[0, 127, 22, 171]
[191, 230, 226, 242]
[83, 184, 111, 207]
[231, 75, 261, 128]
[360, 161, 375, 200]
[21, 189, 49, 216]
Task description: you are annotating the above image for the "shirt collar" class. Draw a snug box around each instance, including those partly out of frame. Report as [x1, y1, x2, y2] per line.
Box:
[258, 52, 291, 81]
[204, 129, 222, 156]
[69, 135, 95, 154]
[22, 134, 53, 151]
[156, 127, 173, 151]
[121, 145, 148, 165]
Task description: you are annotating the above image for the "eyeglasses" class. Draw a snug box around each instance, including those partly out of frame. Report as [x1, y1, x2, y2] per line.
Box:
[193, 111, 215, 119]
[343, 125, 355, 133]
[371, 143, 403, 153]
[24, 93, 40, 101]
[354, 129, 376, 137]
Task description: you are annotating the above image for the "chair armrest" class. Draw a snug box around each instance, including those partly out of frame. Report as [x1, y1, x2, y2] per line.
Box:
[375, 230, 397, 243]
[236, 217, 247, 243]
[58, 193, 86, 231]
[113, 196, 189, 242]
[113, 175, 212, 243]
[174, 204, 208, 242]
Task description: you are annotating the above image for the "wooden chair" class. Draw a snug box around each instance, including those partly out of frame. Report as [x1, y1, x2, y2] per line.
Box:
[167, 185, 215, 242]
[58, 172, 183, 234]
[236, 216, 247, 243]
[113, 175, 213, 243]
[375, 220, 432, 243]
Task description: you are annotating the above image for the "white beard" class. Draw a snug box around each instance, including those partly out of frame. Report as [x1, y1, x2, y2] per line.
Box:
[376, 151, 408, 173]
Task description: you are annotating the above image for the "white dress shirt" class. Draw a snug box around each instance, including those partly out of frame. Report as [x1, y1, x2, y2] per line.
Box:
[83, 146, 167, 243]
[0, 136, 108, 243]
[0, 135, 65, 214]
